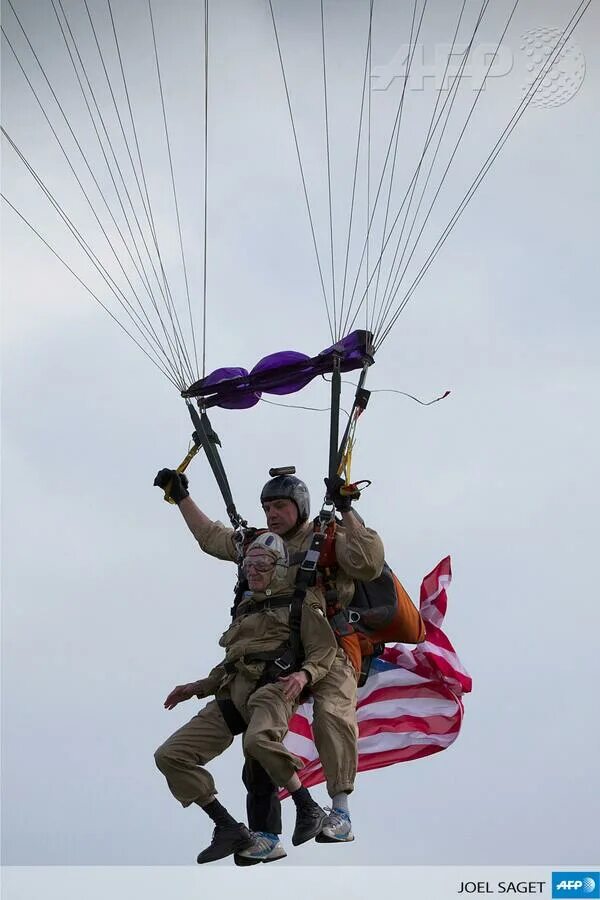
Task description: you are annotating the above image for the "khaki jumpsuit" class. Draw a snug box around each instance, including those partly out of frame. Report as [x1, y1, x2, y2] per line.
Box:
[154, 585, 336, 807]
[194, 517, 385, 797]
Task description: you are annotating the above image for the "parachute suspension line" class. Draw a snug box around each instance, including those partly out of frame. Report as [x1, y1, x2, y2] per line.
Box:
[2, 5, 188, 387]
[370, 0, 475, 338]
[375, 0, 592, 351]
[106, 0, 162, 269]
[267, 0, 334, 343]
[347, 0, 493, 340]
[375, 0, 513, 340]
[186, 402, 247, 530]
[338, 0, 374, 338]
[76, 0, 184, 343]
[1, 130, 183, 384]
[372, 0, 472, 337]
[148, 0, 198, 385]
[0, 194, 180, 389]
[48, 0, 190, 386]
[337, 0, 426, 341]
[0, 31, 185, 384]
[320, 0, 337, 338]
[370, 0, 423, 319]
[105, 0, 195, 385]
[202, 0, 209, 378]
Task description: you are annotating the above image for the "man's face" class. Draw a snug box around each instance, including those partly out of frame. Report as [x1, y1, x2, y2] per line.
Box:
[261, 498, 299, 536]
[243, 547, 276, 592]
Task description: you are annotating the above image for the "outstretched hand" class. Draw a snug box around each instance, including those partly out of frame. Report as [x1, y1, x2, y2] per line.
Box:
[164, 682, 198, 710]
[278, 670, 309, 702]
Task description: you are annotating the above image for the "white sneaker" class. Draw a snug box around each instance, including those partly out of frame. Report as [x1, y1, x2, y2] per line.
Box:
[316, 808, 355, 843]
[234, 831, 287, 865]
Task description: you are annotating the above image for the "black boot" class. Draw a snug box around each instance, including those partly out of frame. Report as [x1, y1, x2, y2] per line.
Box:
[196, 822, 253, 864]
[291, 800, 328, 846]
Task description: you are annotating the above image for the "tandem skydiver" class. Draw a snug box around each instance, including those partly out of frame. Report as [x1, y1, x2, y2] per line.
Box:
[154, 467, 385, 854]
[154, 531, 337, 864]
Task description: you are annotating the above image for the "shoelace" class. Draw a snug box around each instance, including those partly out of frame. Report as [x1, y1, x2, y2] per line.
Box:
[248, 831, 278, 854]
[324, 807, 350, 829]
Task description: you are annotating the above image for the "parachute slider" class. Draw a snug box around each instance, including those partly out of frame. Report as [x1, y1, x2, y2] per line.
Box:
[269, 465, 296, 477]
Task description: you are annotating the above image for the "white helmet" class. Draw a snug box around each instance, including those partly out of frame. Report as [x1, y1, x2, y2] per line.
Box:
[244, 531, 289, 591]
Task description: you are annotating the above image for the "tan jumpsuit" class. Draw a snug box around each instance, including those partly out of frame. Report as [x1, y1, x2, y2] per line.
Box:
[194, 517, 385, 797]
[154, 585, 336, 806]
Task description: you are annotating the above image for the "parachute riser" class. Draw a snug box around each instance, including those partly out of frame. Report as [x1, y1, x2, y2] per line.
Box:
[327, 352, 342, 483]
[184, 400, 247, 531]
[324, 360, 372, 511]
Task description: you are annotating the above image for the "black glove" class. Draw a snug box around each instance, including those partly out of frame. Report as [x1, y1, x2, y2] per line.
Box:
[153, 468, 189, 504]
[324, 475, 353, 513]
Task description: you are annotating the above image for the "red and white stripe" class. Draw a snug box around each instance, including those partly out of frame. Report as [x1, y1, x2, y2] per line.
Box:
[283, 556, 471, 790]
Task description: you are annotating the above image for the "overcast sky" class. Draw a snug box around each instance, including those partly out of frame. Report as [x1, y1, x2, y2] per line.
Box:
[2, 0, 599, 889]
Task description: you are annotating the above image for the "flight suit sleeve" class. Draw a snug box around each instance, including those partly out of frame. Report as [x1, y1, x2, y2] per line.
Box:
[194, 661, 227, 698]
[335, 520, 385, 581]
[299, 594, 338, 687]
[193, 518, 238, 562]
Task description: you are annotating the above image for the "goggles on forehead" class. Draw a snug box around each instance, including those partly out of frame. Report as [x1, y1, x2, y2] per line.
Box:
[242, 554, 276, 573]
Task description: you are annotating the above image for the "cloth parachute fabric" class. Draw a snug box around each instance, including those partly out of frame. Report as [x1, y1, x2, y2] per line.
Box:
[181, 330, 373, 409]
[280, 557, 471, 796]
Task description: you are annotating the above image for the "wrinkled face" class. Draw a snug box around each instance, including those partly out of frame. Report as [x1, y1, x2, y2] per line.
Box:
[242, 547, 276, 591]
[261, 498, 299, 536]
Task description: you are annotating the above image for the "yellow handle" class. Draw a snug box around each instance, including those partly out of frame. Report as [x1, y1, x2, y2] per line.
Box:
[163, 443, 200, 504]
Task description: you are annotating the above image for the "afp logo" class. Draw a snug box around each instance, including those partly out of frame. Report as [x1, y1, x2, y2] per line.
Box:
[552, 873, 600, 899]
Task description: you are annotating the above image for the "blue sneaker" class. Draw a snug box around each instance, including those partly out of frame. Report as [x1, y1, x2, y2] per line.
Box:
[316, 808, 354, 843]
[234, 831, 287, 866]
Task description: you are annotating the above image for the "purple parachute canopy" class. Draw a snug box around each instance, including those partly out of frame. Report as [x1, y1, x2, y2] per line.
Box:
[181, 330, 374, 410]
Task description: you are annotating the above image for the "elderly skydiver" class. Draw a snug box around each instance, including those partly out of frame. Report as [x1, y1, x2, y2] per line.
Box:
[153, 467, 385, 853]
[154, 532, 337, 864]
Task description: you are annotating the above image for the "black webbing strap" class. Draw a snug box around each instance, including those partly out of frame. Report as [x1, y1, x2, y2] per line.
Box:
[224, 643, 296, 685]
[186, 401, 246, 529]
[232, 594, 294, 619]
[216, 695, 247, 735]
[328, 354, 342, 482]
[327, 333, 374, 485]
[289, 531, 326, 663]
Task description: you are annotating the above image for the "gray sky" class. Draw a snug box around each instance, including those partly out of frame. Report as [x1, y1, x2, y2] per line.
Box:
[2, 0, 599, 888]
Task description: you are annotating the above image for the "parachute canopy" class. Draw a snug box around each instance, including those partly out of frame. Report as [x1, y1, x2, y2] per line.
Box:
[181, 329, 373, 409]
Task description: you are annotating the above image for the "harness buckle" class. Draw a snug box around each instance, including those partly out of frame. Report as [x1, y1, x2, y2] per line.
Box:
[329, 610, 355, 638]
[273, 656, 293, 672]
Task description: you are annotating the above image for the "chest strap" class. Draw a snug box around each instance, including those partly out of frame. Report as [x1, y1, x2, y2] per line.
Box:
[234, 594, 294, 619]
[223, 643, 296, 677]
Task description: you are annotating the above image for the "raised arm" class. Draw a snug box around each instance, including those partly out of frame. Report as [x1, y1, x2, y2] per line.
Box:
[335, 510, 385, 581]
[154, 468, 238, 561]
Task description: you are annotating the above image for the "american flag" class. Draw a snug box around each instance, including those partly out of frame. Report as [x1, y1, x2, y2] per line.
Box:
[282, 557, 471, 789]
